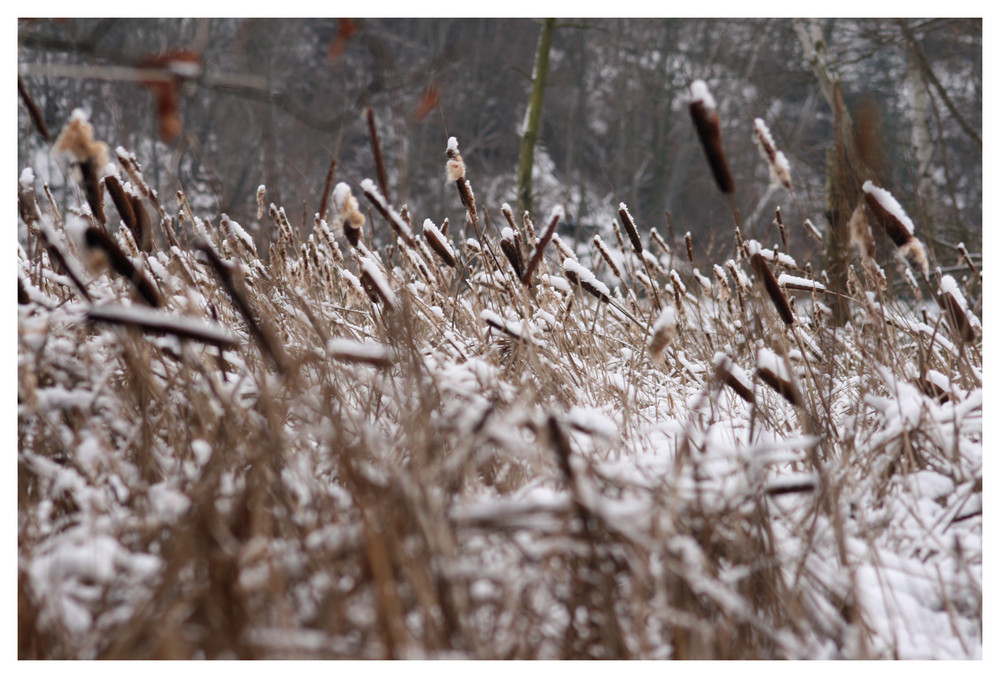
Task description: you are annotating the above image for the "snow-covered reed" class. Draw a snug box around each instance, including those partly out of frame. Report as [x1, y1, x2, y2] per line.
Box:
[17, 109, 981, 660]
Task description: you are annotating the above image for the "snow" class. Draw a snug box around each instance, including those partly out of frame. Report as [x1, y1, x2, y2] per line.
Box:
[863, 181, 916, 235]
[689, 79, 716, 109]
[20, 167, 35, 189]
[562, 258, 610, 298]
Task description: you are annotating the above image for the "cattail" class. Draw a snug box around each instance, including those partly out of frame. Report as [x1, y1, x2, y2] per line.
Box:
[422, 219, 456, 268]
[54, 109, 110, 225]
[647, 306, 677, 361]
[713, 264, 733, 309]
[848, 203, 875, 261]
[328, 183, 363, 248]
[87, 304, 236, 348]
[83, 225, 161, 307]
[499, 227, 525, 279]
[956, 242, 980, 282]
[446, 137, 478, 223]
[593, 235, 624, 281]
[749, 246, 794, 326]
[803, 218, 823, 243]
[256, 185, 266, 220]
[360, 178, 415, 247]
[358, 256, 396, 308]
[937, 274, 978, 344]
[521, 205, 562, 285]
[650, 227, 671, 256]
[563, 258, 610, 304]
[104, 175, 137, 233]
[440, 217, 450, 236]
[752, 118, 792, 190]
[552, 234, 577, 263]
[689, 80, 734, 194]
[756, 346, 803, 407]
[684, 232, 695, 264]
[775, 207, 789, 250]
[713, 352, 755, 404]
[618, 202, 643, 254]
[196, 238, 288, 373]
[862, 180, 929, 276]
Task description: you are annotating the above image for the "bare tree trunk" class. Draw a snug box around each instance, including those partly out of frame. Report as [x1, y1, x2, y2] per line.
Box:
[517, 18, 556, 217]
[795, 19, 857, 325]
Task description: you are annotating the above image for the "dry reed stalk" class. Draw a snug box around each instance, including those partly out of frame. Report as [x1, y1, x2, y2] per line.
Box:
[803, 218, 823, 243]
[689, 80, 734, 195]
[83, 225, 162, 307]
[749, 251, 794, 326]
[521, 207, 562, 285]
[318, 157, 338, 220]
[366, 107, 390, 203]
[18, 75, 50, 142]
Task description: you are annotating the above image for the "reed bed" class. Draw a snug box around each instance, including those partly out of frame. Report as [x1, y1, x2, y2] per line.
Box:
[17, 105, 981, 659]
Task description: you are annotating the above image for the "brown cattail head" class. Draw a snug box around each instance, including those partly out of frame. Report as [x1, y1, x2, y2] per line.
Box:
[862, 181, 916, 249]
[499, 228, 525, 279]
[332, 182, 365, 247]
[752, 118, 792, 190]
[617, 203, 643, 254]
[423, 219, 456, 268]
[749, 247, 794, 326]
[937, 274, 977, 344]
[713, 352, 755, 404]
[685, 232, 695, 264]
[848, 203, 875, 261]
[689, 80, 735, 195]
[521, 205, 562, 285]
[563, 258, 611, 304]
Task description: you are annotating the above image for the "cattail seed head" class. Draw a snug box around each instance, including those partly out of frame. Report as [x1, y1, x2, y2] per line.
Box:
[689, 80, 735, 195]
[618, 203, 643, 254]
[332, 182, 365, 247]
[752, 118, 793, 190]
[862, 181, 916, 248]
[647, 306, 677, 361]
[749, 249, 794, 326]
[256, 185, 266, 220]
[445, 136, 466, 182]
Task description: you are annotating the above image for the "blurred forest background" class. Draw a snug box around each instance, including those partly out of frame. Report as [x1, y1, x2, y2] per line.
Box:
[17, 18, 981, 265]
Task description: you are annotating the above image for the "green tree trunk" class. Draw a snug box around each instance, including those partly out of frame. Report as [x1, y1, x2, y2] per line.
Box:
[517, 18, 556, 217]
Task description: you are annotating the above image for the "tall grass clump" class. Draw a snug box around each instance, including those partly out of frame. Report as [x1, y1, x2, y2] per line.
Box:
[17, 105, 981, 659]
